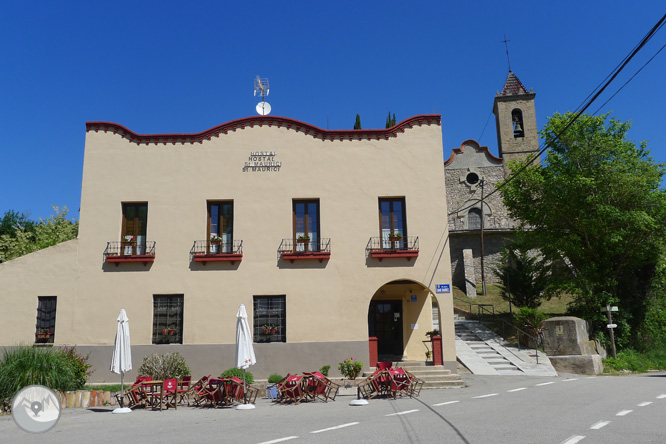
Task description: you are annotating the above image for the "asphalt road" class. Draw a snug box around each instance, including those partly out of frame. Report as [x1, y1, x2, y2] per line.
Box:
[1, 372, 665, 444]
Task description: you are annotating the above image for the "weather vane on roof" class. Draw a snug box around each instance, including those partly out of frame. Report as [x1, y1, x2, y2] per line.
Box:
[254, 76, 271, 116]
[502, 35, 512, 72]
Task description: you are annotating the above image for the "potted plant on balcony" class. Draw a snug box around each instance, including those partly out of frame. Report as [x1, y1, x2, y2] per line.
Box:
[262, 324, 273, 335]
[296, 234, 310, 244]
[122, 235, 136, 255]
[36, 328, 51, 340]
[388, 231, 403, 242]
[209, 234, 221, 254]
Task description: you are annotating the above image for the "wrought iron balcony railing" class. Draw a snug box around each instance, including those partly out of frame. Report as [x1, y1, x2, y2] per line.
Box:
[366, 235, 419, 261]
[190, 240, 243, 264]
[278, 237, 331, 262]
[104, 241, 156, 265]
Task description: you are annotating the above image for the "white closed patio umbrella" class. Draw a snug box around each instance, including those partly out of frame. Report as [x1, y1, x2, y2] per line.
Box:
[235, 304, 256, 410]
[110, 309, 132, 414]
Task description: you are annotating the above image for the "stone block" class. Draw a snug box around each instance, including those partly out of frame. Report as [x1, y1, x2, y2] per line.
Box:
[549, 355, 603, 375]
[543, 316, 603, 356]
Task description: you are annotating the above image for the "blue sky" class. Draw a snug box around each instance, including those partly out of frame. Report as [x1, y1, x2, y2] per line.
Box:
[1, 1, 665, 221]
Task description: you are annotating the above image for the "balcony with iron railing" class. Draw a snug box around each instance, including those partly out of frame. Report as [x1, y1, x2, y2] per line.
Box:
[366, 235, 419, 261]
[104, 241, 156, 265]
[278, 237, 331, 262]
[190, 240, 243, 264]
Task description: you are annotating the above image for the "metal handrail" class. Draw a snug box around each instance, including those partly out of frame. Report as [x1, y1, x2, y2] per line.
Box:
[453, 296, 540, 364]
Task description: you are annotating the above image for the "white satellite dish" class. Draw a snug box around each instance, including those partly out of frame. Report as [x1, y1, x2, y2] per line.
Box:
[256, 101, 272, 116]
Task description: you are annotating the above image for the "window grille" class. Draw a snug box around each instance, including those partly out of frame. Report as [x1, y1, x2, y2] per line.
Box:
[253, 295, 286, 343]
[36, 296, 57, 344]
[152, 295, 184, 344]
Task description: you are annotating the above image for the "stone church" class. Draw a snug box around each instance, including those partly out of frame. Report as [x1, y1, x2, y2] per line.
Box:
[445, 71, 540, 297]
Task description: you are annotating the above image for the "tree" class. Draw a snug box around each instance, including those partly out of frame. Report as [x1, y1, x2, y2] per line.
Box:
[0, 210, 34, 237]
[385, 111, 396, 128]
[353, 114, 362, 130]
[492, 247, 549, 309]
[0, 206, 78, 262]
[501, 112, 666, 347]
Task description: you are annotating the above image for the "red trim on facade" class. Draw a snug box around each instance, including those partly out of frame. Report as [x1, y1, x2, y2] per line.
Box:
[85, 115, 441, 146]
[281, 251, 331, 263]
[370, 250, 419, 261]
[444, 139, 503, 166]
[106, 255, 155, 266]
[192, 254, 243, 265]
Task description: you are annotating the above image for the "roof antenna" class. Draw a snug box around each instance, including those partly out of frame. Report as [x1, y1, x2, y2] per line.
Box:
[502, 34, 512, 72]
[254, 76, 271, 115]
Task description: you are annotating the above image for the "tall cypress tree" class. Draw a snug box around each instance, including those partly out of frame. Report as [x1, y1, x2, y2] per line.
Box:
[385, 112, 396, 128]
[354, 114, 362, 130]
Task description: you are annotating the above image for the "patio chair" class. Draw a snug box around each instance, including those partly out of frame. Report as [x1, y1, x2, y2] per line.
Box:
[147, 378, 178, 411]
[186, 375, 210, 407]
[114, 375, 153, 408]
[177, 375, 192, 405]
[197, 378, 225, 408]
[303, 371, 340, 402]
[278, 374, 306, 405]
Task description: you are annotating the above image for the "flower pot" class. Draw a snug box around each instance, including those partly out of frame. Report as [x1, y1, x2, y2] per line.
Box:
[296, 238, 310, 244]
[388, 236, 402, 242]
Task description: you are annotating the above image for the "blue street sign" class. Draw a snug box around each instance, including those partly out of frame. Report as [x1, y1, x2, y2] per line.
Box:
[436, 284, 451, 294]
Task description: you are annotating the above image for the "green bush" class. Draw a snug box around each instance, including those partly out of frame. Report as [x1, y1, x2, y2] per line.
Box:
[267, 373, 284, 384]
[138, 352, 191, 380]
[603, 348, 666, 373]
[61, 346, 93, 390]
[514, 307, 548, 344]
[0, 345, 78, 411]
[220, 368, 254, 384]
[319, 365, 330, 377]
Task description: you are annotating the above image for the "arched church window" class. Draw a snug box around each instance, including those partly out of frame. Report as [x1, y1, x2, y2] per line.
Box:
[512, 109, 525, 138]
[468, 208, 482, 230]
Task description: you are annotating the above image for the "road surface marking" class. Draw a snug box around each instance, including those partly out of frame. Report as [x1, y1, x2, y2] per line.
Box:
[386, 409, 419, 417]
[258, 437, 299, 444]
[616, 410, 633, 416]
[473, 393, 498, 398]
[657, 394, 666, 399]
[561, 435, 586, 444]
[590, 421, 610, 430]
[433, 400, 459, 406]
[536, 382, 555, 386]
[563, 378, 578, 382]
[638, 402, 652, 407]
[508, 387, 527, 392]
[311, 423, 359, 434]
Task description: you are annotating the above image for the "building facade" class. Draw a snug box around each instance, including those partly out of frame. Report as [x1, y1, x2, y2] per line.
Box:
[0, 114, 456, 381]
[445, 72, 540, 296]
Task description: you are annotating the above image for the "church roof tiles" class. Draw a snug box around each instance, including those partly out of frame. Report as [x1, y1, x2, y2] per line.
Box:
[500, 71, 529, 95]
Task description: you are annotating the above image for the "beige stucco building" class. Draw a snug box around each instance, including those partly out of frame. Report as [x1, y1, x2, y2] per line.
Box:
[0, 114, 455, 381]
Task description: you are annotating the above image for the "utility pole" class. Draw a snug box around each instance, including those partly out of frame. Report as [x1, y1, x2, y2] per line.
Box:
[480, 178, 486, 295]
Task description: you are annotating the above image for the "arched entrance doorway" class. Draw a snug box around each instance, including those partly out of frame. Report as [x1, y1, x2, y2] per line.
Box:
[368, 279, 435, 362]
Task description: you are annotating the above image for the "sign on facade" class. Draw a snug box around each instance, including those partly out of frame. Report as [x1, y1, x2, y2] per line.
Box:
[436, 284, 451, 294]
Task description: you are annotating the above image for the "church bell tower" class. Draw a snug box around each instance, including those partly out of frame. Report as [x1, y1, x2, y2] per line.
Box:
[493, 71, 540, 176]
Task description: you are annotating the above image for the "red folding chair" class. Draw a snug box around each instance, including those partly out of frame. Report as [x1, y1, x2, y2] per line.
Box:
[278, 375, 306, 405]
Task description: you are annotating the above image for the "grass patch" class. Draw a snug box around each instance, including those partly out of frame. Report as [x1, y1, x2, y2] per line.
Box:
[452, 284, 573, 316]
[84, 384, 125, 393]
[603, 348, 666, 373]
